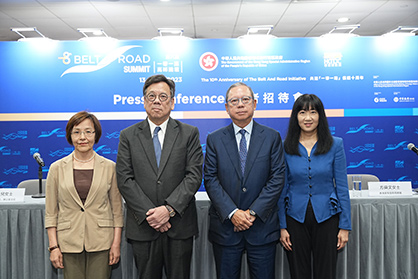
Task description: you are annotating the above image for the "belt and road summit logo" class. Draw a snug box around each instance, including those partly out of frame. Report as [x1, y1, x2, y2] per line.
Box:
[38, 128, 66, 138]
[384, 141, 408, 151]
[58, 45, 147, 77]
[95, 145, 118, 155]
[199, 52, 218, 71]
[346, 124, 384, 134]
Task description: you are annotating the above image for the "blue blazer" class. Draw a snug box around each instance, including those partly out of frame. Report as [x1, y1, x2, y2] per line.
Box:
[204, 121, 286, 246]
[278, 136, 351, 231]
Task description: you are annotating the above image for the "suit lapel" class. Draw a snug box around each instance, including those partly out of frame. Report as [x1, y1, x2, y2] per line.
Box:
[62, 153, 84, 209]
[221, 124, 242, 179]
[83, 153, 103, 208]
[158, 117, 178, 176]
[244, 121, 266, 181]
[137, 120, 159, 175]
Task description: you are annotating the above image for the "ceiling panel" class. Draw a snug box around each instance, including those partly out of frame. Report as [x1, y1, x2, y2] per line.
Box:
[91, 2, 147, 18]
[41, 2, 104, 18]
[1, 5, 56, 19]
[0, 0, 417, 41]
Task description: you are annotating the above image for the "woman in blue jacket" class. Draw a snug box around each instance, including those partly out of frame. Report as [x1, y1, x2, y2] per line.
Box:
[278, 94, 351, 279]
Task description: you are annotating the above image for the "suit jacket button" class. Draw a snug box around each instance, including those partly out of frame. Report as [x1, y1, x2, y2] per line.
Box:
[81, 208, 84, 212]
[242, 187, 247, 192]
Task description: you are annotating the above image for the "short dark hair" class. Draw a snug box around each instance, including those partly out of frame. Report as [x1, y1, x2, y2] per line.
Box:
[65, 111, 102, 145]
[143, 75, 175, 97]
[225, 82, 254, 102]
[284, 94, 333, 156]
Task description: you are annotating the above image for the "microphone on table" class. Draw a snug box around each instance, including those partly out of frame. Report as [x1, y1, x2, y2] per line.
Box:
[33, 152, 45, 167]
[407, 143, 418, 156]
[32, 152, 46, 198]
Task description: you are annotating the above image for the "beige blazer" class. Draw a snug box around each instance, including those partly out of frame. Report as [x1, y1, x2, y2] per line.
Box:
[45, 152, 123, 253]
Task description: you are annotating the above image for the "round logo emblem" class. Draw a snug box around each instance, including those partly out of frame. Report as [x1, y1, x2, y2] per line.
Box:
[199, 52, 218, 71]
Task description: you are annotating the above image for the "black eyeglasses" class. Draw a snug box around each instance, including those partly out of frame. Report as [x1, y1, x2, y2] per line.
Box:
[227, 96, 253, 106]
[145, 93, 171, 102]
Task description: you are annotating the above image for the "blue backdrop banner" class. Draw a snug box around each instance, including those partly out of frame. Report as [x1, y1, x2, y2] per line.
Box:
[0, 36, 417, 189]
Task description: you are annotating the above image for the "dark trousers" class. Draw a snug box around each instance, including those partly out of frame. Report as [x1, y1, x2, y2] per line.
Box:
[285, 201, 339, 279]
[130, 234, 193, 279]
[212, 238, 277, 279]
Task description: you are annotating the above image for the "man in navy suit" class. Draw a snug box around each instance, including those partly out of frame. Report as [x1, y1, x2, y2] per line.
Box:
[204, 82, 286, 279]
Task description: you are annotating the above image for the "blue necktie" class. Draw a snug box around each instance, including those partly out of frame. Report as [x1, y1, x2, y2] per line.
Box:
[153, 127, 161, 167]
[239, 129, 247, 175]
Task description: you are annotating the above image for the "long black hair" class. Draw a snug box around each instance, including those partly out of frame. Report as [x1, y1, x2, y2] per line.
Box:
[284, 94, 333, 156]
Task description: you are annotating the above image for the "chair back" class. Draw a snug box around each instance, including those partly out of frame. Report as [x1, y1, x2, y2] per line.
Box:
[17, 179, 46, 195]
[347, 174, 379, 190]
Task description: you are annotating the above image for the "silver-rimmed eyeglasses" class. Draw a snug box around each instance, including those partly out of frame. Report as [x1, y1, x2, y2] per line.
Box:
[227, 96, 253, 106]
[145, 93, 171, 102]
[71, 130, 95, 138]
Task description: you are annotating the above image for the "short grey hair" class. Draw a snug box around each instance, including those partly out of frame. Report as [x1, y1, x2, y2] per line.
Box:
[225, 82, 255, 102]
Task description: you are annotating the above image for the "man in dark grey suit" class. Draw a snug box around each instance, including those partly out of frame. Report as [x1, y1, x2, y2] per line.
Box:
[116, 74, 203, 279]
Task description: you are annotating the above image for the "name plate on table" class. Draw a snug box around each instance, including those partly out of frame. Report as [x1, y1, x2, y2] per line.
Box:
[368, 181, 412, 197]
[0, 188, 25, 202]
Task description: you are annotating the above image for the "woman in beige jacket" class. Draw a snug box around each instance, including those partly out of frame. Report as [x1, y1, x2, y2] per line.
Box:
[45, 111, 123, 279]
